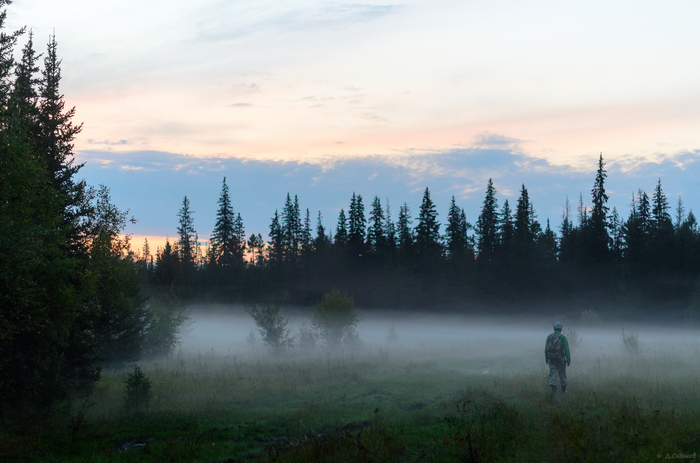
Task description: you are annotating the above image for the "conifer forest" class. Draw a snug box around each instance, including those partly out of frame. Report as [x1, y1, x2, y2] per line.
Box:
[145, 164, 700, 313]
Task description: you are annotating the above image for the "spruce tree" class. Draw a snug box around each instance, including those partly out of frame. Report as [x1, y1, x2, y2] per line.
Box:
[268, 211, 284, 268]
[498, 199, 514, 249]
[650, 178, 673, 268]
[559, 197, 575, 262]
[334, 209, 348, 248]
[38, 33, 83, 201]
[584, 154, 610, 264]
[348, 193, 366, 256]
[384, 199, 397, 256]
[176, 196, 197, 290]
[314, 211, 330, 251]
[366, 196, 385, 254]
[514, 184, 537, 249]
[210, 177, 238, 270]
[397, 203, 414, 257]
[415, 187, 441, 258]
[446, 196, 472, 264]
[281, 193, 301, 265]
[475, 179, 499, 262]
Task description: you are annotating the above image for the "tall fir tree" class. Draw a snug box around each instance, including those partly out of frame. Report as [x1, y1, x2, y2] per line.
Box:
[584, 154, 610, 264]
[415, 188, 441, 257]
[397, 203, 414, 258]
[446, 196, 472, 263]
[384, 199, 397, 256]
[334, 209, 348, 248]
[268, 211, 284, 268]
[281, 193, 301, 265]
[475, 179, 499, 262]
[210, 177, 240, 270]
[366, 196, 385, 254]
[176, 196, 197, 290]
[348, 193, 366, 257]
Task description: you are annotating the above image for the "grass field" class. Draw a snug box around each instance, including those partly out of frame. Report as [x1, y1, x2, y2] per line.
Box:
[2, 310, 700, 462]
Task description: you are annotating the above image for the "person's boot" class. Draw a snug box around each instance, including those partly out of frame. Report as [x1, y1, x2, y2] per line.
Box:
[561, 385, 567, 393]
[551, 385, 556, 393]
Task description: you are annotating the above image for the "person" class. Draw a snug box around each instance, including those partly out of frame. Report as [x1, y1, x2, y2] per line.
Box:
[545, 321, 571, 393]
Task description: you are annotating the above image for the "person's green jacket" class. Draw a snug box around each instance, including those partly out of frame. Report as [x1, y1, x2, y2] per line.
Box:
[545, 331, 571, 364]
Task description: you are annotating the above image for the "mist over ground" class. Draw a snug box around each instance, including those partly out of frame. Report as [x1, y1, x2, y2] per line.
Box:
[181, 304, 700, 367]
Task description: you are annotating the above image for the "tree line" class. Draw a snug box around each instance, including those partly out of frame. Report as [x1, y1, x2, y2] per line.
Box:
[0, 4, 184, 414]
[143, 156, 700, 311]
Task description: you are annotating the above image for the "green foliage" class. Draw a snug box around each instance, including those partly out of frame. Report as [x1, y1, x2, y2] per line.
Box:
[311, 291, 361, 347]
[246, 302, 294, 354]
[145, 289, 189, 358]
[123, 365, 152, 412]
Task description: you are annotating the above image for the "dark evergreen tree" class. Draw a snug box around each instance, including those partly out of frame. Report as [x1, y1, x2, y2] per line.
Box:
[175, 196, 197, 291]
[583, 154, 610, 264]
[314, 211, 331, 251]
[623, 190, 650, 267]
[384, 200, 397, 256]
[268, 211, 284, 268]
[537, 219, 558, 262]
[559, 197, 576, 263]
[247, 233, 264, 265]
[281, 193, 301, 265]
[348, 193, 366, 257]
[396, 203, 414, 258]
[38, 33, 83, 208]
[514, 184, 536, 248]
[210, 177, 239, 270]
[155, 239, 178, 286]
[446, 196, 465, 257]
[475, 179, 499, 262]
[414, 187, 441, 259]
[366, 196, 386, 254]
[650, 179, 673, 269]
[609, 207, 624, 263]
[334, 209, 348, 248]
[498, 199, 514, 249]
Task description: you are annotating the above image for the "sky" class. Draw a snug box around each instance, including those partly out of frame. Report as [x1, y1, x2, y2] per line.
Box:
[7, 1, 700, 251]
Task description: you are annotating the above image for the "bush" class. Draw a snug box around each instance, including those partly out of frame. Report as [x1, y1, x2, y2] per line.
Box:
[297, 322, 317, 351]
[621, 329, 640, 356]
[246, 302, 294, 354]
[311, 291, 361, 347]
[566, 328, 581, 349]
[145, 290, 189, 358]
[123, 365, 152, 412]
[245, 329, 258, 350]
[580, 309, 602, 326]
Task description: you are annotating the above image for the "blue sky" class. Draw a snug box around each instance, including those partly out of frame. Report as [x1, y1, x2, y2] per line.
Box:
[6, 0, 700, 249]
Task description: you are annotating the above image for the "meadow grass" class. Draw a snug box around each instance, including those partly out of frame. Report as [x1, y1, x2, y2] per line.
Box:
[2, 332, 700, 462]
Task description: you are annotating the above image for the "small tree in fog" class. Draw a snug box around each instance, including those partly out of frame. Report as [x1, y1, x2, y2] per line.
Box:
[311, 291, 361, 347]
[246, 330, 258, 350]
[297, 322, 317, 351]
[386, 325, 398, 343]
[246, 302, 293, 354]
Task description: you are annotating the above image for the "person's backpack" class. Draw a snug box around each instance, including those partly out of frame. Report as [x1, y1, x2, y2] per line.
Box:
[546, 333, 564, 360]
